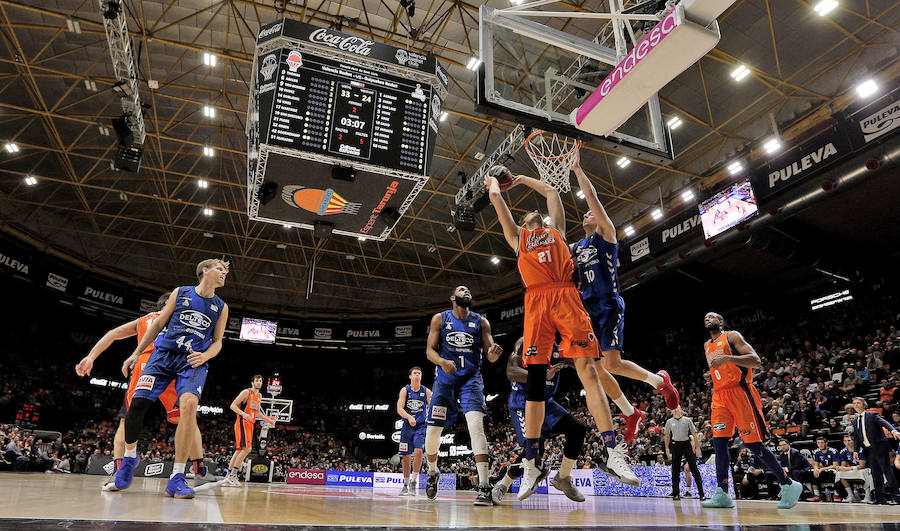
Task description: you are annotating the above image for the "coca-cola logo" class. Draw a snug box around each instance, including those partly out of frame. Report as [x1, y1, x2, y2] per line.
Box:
[308, 28, 374, 56]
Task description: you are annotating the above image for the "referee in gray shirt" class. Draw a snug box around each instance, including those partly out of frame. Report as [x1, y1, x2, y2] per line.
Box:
[664, 406, 705, 500]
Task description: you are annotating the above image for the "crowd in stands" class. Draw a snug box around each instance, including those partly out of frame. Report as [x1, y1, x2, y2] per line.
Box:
[2, 287, 900, 501]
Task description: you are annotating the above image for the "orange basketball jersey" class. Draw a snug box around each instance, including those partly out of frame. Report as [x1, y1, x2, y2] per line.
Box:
[517, 225, 575, 288]
[705, 331, 752, 390]
[243, 389, 262, 423]
[136, 311, 161, 357]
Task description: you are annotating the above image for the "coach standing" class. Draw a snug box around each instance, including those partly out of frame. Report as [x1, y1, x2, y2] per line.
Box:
[665, 406, 705, 500]
[851, 396, 900, 504]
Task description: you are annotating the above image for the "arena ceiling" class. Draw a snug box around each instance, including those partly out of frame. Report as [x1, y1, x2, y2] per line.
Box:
[0, 0, 898, 316]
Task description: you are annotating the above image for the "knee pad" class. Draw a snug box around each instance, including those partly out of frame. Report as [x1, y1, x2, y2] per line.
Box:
[526, 364, 548, 402]
[424, 426, 442, 456]
[465, 411, 488, 456]
[124, 398, 153, 444]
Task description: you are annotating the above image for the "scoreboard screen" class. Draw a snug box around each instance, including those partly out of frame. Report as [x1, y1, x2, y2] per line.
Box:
[256, 48, 436, 176]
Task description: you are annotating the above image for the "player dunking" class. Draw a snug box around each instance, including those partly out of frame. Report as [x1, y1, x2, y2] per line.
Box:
[485, 170, 637, 499]
[112, 258, 229, 499]
[224, 375, 276, 487]
[397, 366, 431, 496]
[700, 312, 802, 509]
[423, 286, 502, 506]
[570, 151, 680, 442]
[492, 338, 588, 503]
[75, 294, 211, 490]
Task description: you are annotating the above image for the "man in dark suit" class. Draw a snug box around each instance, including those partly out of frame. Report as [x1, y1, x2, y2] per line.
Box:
[777, 439, 813, 485]
[852, 396, 900, 504]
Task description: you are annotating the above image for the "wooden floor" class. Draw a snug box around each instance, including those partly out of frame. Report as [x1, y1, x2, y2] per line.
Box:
[3, 473, 900, 529]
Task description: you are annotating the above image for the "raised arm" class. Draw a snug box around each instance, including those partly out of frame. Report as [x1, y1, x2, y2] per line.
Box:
[426, 313, 455, 374]
[710, 331, 762, 369]
[514, 174, 565, 233]
[571, 149, 616, 243]
[481, 316, 503, 363]
[76, 318, 141, 376]
[485, 174, 521, 250]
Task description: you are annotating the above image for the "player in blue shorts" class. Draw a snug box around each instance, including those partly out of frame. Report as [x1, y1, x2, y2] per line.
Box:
[571, 151, 680, 442]
[492, 338, 588, 503]
[423, 285, 503, 505]
[396, 366, 431, 496]
[112, 258, 230, 499]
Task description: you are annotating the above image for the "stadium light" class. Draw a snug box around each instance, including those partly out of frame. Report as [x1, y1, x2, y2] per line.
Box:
[197, 179, 209, 189]
[4, 142, 19, 153]
[203, 52, 217, 67]
[730, 64, 750, 82]
[358, 236, 366, 242]
[623, 225, 635, 237]
[813, 0, 838, 16]
[203, 106, 215, 118]
[24, 176, 38, 186]
[666, 116, 683, 130]
[728, 161, 744, 175]
[616, 156, 630, 168]
[439, 111, 448, 122]
[576, 189, 585, 199]
[681, 189, 695, 202]
[203, 146, 215, 157]
[466, 57, 482, 71]
[202, 207, 214, 216]
[763, 137, 782, 154]
[651, 208, 663, 220]
[856, 79, 878, 98]
[282, 224, 291, 229]
[490, 256, 500, 265]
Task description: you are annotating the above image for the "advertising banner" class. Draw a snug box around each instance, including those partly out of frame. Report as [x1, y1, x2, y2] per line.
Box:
[287, 468, 327, 485]
[372, 472, 456, 491]
[87, 455, 175, 478]
[325, 470, 374, 487]
[509, 464, 730, 497]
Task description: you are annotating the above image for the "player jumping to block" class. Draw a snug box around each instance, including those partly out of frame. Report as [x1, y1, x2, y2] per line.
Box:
[571, 151, 680, 441]
[423, 286, 503, 506]
[397, 366, 431, 496]
[485, 168, 638, 500]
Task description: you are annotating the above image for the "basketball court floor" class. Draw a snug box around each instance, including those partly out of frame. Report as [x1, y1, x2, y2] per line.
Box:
[3, 473, 899, 530]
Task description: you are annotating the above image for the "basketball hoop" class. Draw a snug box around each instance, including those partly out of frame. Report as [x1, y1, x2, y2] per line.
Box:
[524, 129, 581, 194]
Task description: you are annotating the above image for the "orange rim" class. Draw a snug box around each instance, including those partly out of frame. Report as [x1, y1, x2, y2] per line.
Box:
[524, 129, 582, 161]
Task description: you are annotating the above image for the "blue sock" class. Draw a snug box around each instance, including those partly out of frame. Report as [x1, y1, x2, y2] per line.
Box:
[525, 438, 541, 466]
[744, 442, 791, 485]
[712, 437, 731, 491]
[601, 431, 616, 448]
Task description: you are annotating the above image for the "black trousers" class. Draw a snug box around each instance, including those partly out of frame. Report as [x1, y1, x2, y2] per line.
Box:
[866, 441, 899, 502]
[671, 440, 703, 496]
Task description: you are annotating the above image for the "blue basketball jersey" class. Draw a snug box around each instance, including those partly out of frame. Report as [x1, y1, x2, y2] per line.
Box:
[839, 448, 858, 466]
[435, 310, 483, 384]
[509, 370, 560, 411]
[154, 286, 225, 354]
[573, 232, 622, 303]
[403, 384, 429, 426]
[814, 447, 840, 467]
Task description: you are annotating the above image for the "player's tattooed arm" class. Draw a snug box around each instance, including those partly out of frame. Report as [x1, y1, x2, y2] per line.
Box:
[482, 317, 503, 363]
[571, 149, 616, 243]
[506, 338, 528, 384]
[710, 330, 762, 369]
[131, 288, 178, 359]
[426, 313, 456, 374]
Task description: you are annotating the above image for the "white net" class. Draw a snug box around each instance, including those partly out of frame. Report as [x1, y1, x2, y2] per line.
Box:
[524, 130, 581, 194]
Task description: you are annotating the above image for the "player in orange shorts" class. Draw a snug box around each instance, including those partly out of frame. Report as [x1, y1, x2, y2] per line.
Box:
[700, 312, 802, 509]
[486, 168, 637, 500]
[224, 375, 276, 487]
[75, 293, 208, 490]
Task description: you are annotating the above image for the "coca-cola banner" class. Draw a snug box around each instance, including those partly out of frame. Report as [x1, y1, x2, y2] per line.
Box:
[256, 19, 443, 83]
[286, 468, 327, 485]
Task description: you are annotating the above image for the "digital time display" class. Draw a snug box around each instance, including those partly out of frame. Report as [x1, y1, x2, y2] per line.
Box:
[256, 48, 436, 176]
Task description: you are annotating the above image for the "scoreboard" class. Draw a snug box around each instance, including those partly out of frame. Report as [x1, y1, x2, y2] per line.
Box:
[247, 19, 448, 241]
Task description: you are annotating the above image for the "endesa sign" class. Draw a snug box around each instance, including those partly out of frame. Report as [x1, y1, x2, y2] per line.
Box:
[286, 468, 326, 485]
[326, 471, 374, 486]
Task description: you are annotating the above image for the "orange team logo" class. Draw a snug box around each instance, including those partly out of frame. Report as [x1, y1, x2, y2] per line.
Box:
[281, 185, 362, 215]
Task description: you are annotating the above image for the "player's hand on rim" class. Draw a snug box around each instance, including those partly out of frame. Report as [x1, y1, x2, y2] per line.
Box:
[570, 148, 581, 170]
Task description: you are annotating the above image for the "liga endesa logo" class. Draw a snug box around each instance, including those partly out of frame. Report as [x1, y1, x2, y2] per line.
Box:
[286, 468, 326, 485]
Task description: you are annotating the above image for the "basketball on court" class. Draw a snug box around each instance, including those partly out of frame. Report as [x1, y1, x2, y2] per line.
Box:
[1, 1, 899, 530]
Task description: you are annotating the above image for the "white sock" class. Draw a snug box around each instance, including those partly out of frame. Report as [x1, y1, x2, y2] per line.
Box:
[172, 462, 185, 477]
[645, 372, 664, 388]
[476, 461, 489, 486]
[428, 460, 438, 473]
[124, 447, 137, 458]
[614, 395, 635, 416]
[559, 457, 576, 479]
